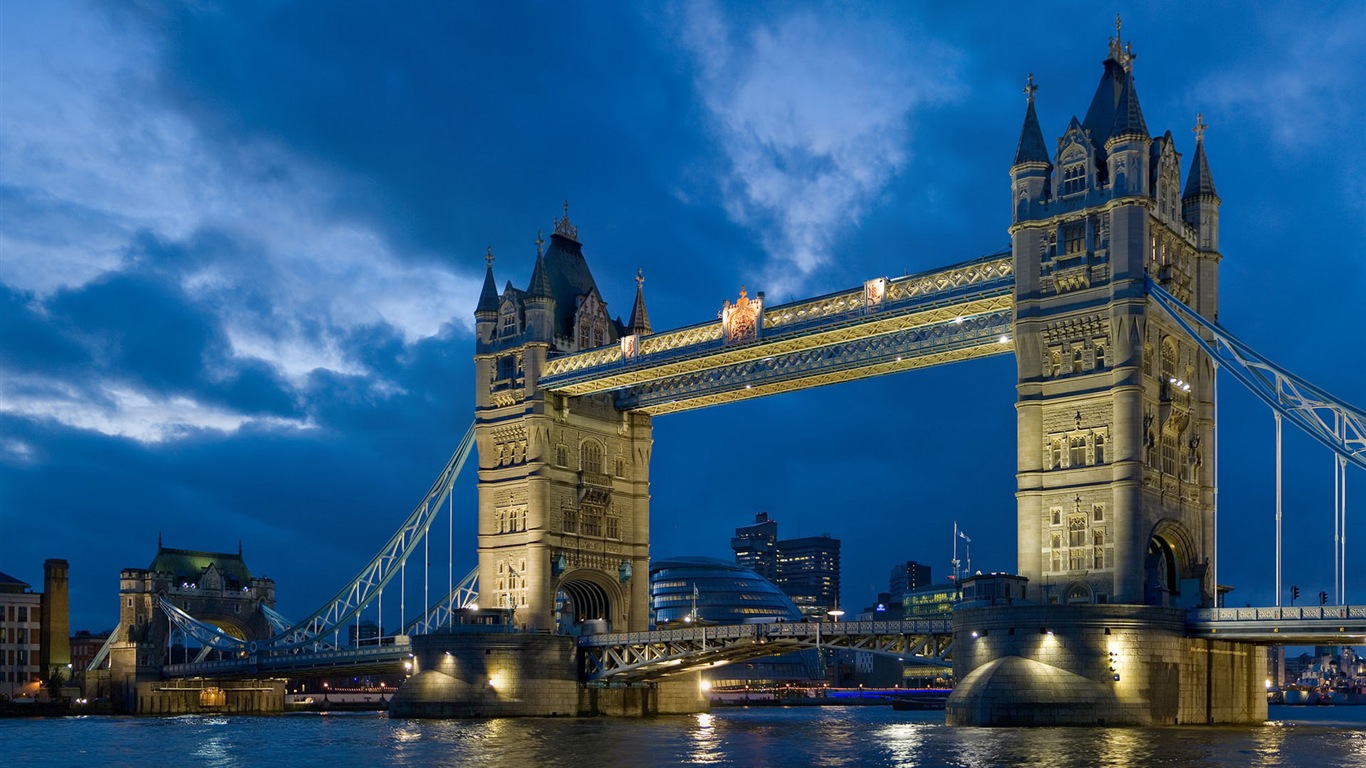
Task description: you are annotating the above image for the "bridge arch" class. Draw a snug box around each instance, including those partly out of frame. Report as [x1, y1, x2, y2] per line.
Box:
[1144, 519, 1198, 607]
[555, 568, 623, 635]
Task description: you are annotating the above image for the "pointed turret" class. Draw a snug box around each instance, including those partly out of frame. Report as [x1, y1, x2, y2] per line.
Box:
[1104, 67, 1151, 198]
[1013, 76, 1051, 168]
[524, 231, 555, 343]
[1182, 122, 1218, 201]
[1182, 113, 1221, 256]
[1108, 71, 1149, 142]
[628, 268, 652, 336]
[477, 247, 500, 314]
[1011, 74, 1053, 223]
[475, 247, 500, 349]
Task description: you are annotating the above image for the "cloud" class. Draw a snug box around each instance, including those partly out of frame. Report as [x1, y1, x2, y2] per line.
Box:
[677, 2, 958, 295]
[1192, 6, 1366, 151]
[0, 1, 481, 444]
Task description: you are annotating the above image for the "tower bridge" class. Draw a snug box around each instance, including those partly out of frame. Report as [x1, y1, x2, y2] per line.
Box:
[107, 27, 1365, 723]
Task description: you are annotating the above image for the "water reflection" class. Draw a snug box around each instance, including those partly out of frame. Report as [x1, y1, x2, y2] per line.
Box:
[688, 712, 722, 764]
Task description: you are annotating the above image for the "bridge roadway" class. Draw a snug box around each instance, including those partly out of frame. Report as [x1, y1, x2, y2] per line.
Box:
[158, 606, 1366, 681]
[578, 619, 954, 682]
[1188, 604, 1366, 644]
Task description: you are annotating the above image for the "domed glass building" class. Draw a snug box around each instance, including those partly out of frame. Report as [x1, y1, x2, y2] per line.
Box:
[649, 556, 804, 625]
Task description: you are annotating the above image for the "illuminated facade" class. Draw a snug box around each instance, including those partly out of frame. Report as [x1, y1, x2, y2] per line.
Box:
[0, 560, 71, 699]
[473, 208, 654, 632]
[1010, 26, 1220, 607]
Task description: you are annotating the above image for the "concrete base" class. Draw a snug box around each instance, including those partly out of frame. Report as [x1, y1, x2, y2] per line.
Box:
[388, 632, 708, 718]
[947, 604, 1267, 726]
[129, 679, 286, 715]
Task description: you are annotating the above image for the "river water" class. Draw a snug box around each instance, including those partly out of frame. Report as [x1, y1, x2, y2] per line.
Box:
[6, 705, 1366, 767]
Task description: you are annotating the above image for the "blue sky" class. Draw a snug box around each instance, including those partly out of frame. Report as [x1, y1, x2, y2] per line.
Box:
[2, 1, 1364, 632]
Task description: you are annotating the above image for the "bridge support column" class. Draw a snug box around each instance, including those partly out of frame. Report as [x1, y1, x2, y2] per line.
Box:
[389, 634, 707, 717]
[947, 604, 1267, 725]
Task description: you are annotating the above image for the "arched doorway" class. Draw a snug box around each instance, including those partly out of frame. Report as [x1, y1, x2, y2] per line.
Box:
[1144, 517, 1201, 608]
[554, 571, 618, 636]
[1064, 582, 1092, 604]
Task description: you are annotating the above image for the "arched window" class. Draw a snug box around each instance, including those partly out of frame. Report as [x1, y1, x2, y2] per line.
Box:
[1160, 338, 1179, 385]
[1093, 433, 1105, 464]
[1095, 343, 1106, 370]
[580, 441, 603, 475]
[1051, 440, 1064, 469]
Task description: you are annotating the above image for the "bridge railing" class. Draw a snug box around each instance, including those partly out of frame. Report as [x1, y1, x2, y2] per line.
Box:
[577, 618, 954, 647]
[1192, 605, 1366, 623]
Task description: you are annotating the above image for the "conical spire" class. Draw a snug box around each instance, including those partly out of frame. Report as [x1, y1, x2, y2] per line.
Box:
[1182, 113, 1219, 200]
[1013, 74, 1051, 168]
[527, 231, 553, 298]
[1108, 69, 1148, 142]
[628, 268, 652, 336]
[476, 247, 499, 315]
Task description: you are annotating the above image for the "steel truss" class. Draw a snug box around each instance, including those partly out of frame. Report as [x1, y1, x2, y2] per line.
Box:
[539, 253, 1014, 414]
[154, 424, 477, 656]
[579, 619, 952, 682]
[1148, 279, 1366, 471]
[403, 567, 480, 635]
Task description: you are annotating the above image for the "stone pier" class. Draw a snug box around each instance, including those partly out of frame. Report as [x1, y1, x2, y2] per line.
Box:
[389, 632, 707, 718]
[947, 604, 1267, 726]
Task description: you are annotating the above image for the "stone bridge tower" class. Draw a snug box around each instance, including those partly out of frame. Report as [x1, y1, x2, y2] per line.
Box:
[473, 208, 653, 633]
[1010, 29, 1221, 608]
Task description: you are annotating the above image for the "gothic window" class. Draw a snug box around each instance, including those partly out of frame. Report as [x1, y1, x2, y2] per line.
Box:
[1051, 552, 1061, 572]
[1092, 504, 1105, 522]
[1161, 433, 1178, 476]
[1051, 349, 1061, 377]
[1051, 533, 1062, 550]
[1062, 163, 1086, 195]
[1064, 223, 1085, 254]
[581, 505, 603, 537]
[1051, 440, 1064, 470]
[1161, 339, 1179, 389]
[580, 441, 604, 474]
[1071, 346, 1083, 372]
[499, 307, 517, 337]
[1051, 508, 1062, 526]
[1069, 437, 1086, 467]
[563, 506, 578, 534]
[1069, 550, 1087, 571]
[1095, 343, 1106, 370]
[616, 458, 625, 477]
[1093, 434, 1105, 464]
[496, 355, 516, 381]
[556, 445, 568, 467]
[606, 515, 620, 540]
[1068, 515, 1087, 547]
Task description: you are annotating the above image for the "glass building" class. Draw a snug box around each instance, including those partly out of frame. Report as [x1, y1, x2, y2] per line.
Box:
[650, 557, 804, 625]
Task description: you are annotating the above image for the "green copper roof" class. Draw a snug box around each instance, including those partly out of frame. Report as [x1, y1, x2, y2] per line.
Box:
[149, 546, 253, 587]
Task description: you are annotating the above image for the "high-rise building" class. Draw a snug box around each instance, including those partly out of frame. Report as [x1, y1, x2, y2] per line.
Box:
[889, 561, 932, 603]
[775, 535, 841, 617]
[730, 512, 778, 582]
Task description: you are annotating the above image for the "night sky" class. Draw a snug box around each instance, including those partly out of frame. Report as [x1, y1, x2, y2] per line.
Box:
[3, 2, 1364, 634]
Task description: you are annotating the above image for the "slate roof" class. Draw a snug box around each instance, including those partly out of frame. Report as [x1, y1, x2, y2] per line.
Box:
[538, 232, 604, 339]
[0, 569, 31, 593]
[1183, 137, 1219, 200]
[1013, 99, 1051, 167]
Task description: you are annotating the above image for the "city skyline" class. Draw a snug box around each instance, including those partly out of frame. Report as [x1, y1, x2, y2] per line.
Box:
[3, 2, 1365, 633]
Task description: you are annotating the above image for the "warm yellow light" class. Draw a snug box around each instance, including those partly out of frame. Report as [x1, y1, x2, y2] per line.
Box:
[699, 679, 712, 692]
